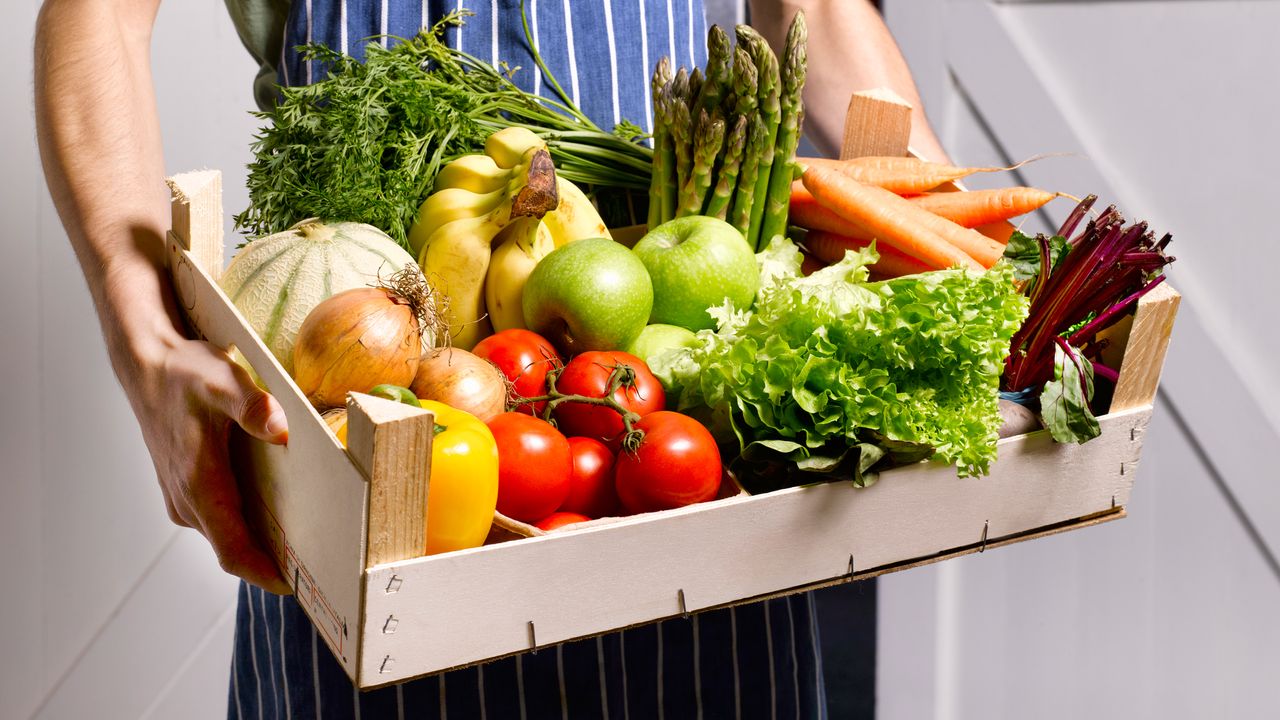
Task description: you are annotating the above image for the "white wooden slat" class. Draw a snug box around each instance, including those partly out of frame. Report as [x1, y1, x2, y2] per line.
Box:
[361, 407, 1149, 685]
[0, 0, 47, 715]
[32, 531, 240, 720]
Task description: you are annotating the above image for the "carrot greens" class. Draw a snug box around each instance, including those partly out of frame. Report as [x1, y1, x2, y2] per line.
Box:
[236, 11, 652, 247]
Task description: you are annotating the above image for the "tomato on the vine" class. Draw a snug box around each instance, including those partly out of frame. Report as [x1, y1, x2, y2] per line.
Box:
[487, 412, 572, 522]
[535, 511, 592, 532]
[553, 351, 665, 444]
[615, 411, 722, 514]
[560, 436, 618, 518]
[473, 329, 562, 414]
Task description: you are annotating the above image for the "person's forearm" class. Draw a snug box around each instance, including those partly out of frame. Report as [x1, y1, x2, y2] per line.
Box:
[749, 0, 948, 162]
[35, 0, 182, 379]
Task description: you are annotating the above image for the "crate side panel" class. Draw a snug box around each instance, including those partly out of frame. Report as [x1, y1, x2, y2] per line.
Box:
[167, 238, 369, 680]
[359, 407, 1150, 685]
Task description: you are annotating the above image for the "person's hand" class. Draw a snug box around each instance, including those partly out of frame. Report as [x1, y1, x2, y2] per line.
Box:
[128, 329, 293, 595]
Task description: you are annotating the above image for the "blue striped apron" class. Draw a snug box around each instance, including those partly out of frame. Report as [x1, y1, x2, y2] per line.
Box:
[230, 2, 826, 717]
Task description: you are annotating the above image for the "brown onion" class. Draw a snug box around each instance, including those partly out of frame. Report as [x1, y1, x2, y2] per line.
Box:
[293, 269, 443, 409]
[410, 347, 508, 421]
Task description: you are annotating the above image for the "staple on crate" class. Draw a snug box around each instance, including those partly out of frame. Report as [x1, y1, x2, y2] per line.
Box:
[979, 520, 990, 553]
[382, 615, 399, 634]
[379, 655, 394, 674]
[385, 575, 403, 594]
[528, 621, 538, 654]
[847, 555, 856, 576]
[678, 589, 689, 619]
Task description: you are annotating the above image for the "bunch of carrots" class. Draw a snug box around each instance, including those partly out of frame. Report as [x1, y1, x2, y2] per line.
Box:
[793, 156, 1066, 277]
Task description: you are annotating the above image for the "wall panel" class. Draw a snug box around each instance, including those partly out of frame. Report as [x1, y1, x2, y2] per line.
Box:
[880, 1, 1280, 717]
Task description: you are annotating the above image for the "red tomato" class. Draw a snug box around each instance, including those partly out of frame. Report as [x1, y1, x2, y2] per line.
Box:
[473, 329, 563, 415]
[487, 412, 572, 522]
[553, 351, 665, 444]
[560, 437, 618, 518]
[535, 511, 592, 531]
[615, 411, 722, 514]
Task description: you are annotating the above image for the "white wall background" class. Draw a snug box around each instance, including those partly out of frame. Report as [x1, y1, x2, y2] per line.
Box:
[5, 0, 1277, 718]
[2, 2, 258, 718]
[879, 1, 1280, 718]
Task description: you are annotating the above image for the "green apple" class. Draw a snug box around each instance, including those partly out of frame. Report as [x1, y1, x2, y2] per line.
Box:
[625, 323, 700, 367]
[522, 238, 653, 354]
[632, 216, 759, 331]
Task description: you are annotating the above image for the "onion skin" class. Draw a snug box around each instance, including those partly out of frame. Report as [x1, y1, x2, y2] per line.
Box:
[293, 288, 422, 408]
[410, 348, 508, 422]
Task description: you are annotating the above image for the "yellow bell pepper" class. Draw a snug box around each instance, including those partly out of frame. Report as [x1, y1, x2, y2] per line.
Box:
[323, 400, 498, 555]
[416, 400, 500, 555]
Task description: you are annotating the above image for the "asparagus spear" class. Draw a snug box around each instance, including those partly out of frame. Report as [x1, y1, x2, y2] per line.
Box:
[649, 57, 675, 228]
[758, 11, 808, 249]
[688, 67, 704, 109]
[726, 47, 758, 230]
[729, 46, 758, 121]
[729, 115, 768, 235]
[736, 25, 781, 250]
[704, 114, 748, 220]
[695, 25, 733, 116]
[678, 109, 725, 217]
[670, 68, 693, 197]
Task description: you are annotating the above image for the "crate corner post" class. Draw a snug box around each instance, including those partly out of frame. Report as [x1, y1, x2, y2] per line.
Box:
[841, 88, 914, 160]
[1111, 282, 1181, 413]
[167, 169, 224, 281]
[346, 392, 433, 570]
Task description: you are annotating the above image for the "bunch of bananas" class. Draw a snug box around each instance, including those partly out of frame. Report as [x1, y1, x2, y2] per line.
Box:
[411, 128, 611, 349]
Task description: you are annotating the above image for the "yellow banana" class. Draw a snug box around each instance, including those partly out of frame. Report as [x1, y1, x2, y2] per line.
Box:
[485, 217, 556, 333]
[542, 177, 612, 247]
[485, 127, 547, 169]
[419, 214, 505, 349]
[408, 186, 507, 255]
[433, 155, 510, 194]
[419, 147, 560, 350]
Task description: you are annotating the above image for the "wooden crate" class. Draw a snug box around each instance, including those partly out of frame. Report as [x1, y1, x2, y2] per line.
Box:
[165, 92, 1180, 689]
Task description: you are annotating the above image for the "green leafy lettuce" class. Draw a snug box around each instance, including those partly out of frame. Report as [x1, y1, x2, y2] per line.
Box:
[653, 239, 1029, 483]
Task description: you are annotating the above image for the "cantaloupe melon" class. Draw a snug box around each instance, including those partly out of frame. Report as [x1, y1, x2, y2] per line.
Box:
[220, 219, 420, 374]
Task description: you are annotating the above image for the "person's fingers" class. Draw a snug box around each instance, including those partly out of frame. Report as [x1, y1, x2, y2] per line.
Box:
[163, 494, 192, 528]
[189, 467, 292, 595]
[178, 421, 291, 595]
[201, 349, 289, 445]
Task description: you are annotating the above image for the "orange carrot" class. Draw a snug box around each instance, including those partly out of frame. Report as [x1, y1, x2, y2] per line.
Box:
[906, 187, 1058, 227]
[790, 183, 875, 238]
[975, 220, 1016, 245]
[804, 230, 935, 278]
[801, 166, 983, 271]
[799, 156, 1024, 195]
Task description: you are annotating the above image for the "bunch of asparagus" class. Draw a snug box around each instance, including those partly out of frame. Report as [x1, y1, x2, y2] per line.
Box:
[648, 12, 808, 252]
